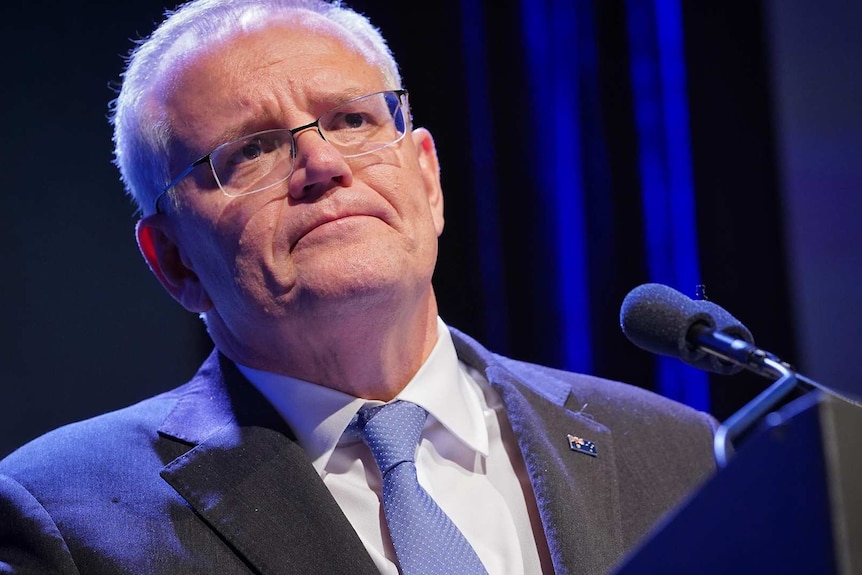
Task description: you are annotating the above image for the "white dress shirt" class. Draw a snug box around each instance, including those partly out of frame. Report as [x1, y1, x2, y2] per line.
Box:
[237, 318, 551, 574]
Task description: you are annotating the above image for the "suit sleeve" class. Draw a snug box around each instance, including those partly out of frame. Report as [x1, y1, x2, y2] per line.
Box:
[0, 474, 80, 575]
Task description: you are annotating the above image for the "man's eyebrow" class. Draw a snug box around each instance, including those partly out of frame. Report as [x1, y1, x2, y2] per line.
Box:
[317, 87, 372, 104]
[209, 120, 270, 149]
[202, 112, 290, 151]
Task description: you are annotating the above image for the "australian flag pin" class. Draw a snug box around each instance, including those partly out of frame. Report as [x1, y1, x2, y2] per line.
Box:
[567, 434, 598, 457]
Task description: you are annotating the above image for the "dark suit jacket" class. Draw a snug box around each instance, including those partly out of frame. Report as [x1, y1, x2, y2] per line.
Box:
[0, 329, 717, 575]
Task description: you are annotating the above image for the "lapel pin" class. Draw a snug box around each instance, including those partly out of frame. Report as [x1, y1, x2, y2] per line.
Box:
[567, 434, 598, 457]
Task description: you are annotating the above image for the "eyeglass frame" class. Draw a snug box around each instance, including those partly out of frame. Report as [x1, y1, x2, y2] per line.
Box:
[153, 89, 409, 214]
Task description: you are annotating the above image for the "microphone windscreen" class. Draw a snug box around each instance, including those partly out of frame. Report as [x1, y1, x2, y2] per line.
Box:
[620, 283, 758, 375]
[620, 283, 716, 368]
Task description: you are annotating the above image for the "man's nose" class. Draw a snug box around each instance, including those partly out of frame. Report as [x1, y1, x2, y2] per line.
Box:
[288, 127, 354, 200]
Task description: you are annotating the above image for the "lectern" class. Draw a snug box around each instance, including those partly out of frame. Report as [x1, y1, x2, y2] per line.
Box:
[613, 390, 862, 574]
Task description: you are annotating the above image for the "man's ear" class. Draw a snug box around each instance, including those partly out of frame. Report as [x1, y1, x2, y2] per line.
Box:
[136, 215, 213, 313]
[412, 127, 444, 237]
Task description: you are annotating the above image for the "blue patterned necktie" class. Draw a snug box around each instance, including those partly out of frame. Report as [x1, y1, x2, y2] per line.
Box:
[348, 400, 488, 575]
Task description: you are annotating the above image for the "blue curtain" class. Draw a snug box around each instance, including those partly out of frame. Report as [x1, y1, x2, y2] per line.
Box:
[626, 0, 708, 409]
[458, 0, 708, 410]
[519, 0, 592, 374]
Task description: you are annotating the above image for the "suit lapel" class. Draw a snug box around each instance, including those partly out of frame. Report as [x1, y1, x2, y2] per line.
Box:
[452, 329, 624, 575]
[158, 352, 378, 575]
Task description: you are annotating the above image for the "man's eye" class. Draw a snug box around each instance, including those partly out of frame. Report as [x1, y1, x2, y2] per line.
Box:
[229, 135, 285, 165]
[343, 113, 366, 129]
[326, 111, 374, 132]
[239, 140, 263, 161]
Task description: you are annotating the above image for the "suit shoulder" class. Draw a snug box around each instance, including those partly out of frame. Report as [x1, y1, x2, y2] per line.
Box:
[0, 384, 188, 481]
[494, 354, 717, 430]
[450, 326, 715, 429]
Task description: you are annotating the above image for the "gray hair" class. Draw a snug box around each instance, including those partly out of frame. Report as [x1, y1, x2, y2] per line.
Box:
[110, 0, 402, 216]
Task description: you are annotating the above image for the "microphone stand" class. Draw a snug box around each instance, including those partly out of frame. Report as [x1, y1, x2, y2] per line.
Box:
[687, 324, 804, 468]
[712, 359, 798, 467]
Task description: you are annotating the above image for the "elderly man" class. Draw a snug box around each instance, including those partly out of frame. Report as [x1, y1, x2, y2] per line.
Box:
[0, 1, 717, 574]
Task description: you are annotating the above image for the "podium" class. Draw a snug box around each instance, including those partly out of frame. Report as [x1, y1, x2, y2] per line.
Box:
[613, 390, 862, 574]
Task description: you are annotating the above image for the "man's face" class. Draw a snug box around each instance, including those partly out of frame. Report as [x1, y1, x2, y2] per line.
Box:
[139, 15, 444, 364]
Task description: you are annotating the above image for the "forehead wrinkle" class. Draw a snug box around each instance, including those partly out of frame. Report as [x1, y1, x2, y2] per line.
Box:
[163, 18, 392, 163]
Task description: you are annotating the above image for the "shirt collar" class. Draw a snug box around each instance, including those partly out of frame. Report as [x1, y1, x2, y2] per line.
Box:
[236, 318, 489, 475]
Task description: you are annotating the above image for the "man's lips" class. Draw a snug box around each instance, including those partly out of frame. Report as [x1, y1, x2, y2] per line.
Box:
[291, 209, 388, 248]
[310, 213, 375, 231]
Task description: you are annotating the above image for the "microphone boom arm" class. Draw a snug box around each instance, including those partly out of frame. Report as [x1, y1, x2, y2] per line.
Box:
[689, 323, 803, 468]
[712, 358, 799, 468]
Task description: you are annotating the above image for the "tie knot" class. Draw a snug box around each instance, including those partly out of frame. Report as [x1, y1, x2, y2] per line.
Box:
[349, 400, 428, 475]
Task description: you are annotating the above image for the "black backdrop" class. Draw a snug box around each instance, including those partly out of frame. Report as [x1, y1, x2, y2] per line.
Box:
[0, 0, 838, 458]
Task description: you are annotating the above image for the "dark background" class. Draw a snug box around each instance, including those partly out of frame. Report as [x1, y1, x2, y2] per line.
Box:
[1, 0, 860, 457]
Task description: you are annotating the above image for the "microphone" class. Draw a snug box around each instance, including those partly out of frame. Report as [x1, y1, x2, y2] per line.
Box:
[620, 283, 792, 466]
[619, 283, 754, 375]
[619, 283, 861, 467]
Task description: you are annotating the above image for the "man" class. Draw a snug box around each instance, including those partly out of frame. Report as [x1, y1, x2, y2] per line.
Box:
[0, 1, 717, 573]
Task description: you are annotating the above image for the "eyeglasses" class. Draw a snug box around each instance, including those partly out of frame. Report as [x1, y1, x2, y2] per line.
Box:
[154, 89, 409, 213]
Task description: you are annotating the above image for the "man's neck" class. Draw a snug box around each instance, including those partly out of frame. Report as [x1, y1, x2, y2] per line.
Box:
[210, 288, 441, 401]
